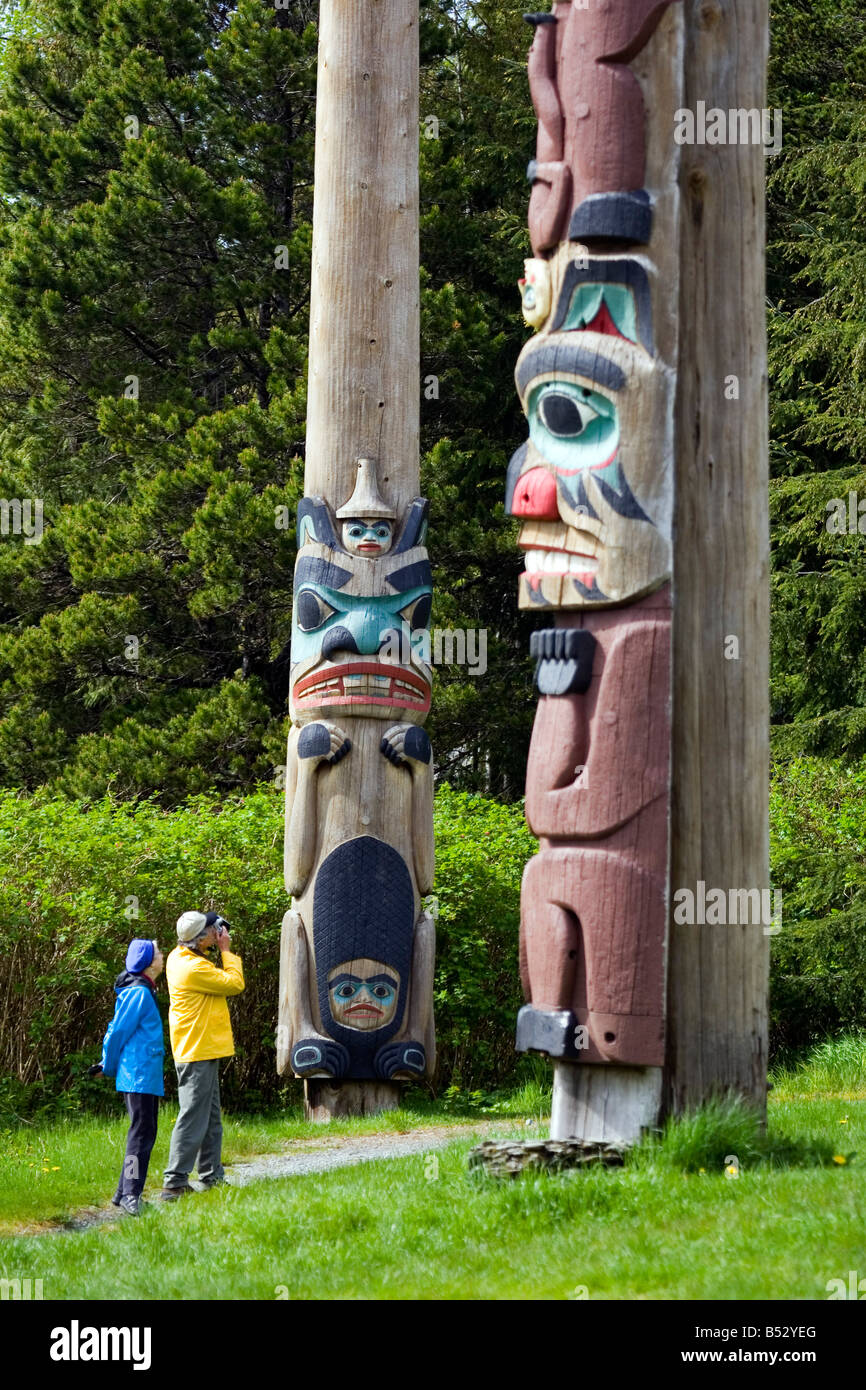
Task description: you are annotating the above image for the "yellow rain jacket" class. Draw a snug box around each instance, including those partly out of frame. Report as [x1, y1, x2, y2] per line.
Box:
[166, 944, 245, 1063]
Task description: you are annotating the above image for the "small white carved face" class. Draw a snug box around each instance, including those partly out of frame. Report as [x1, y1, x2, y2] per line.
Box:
[519, 258, 552, 329]
[341, 519, 393, 556]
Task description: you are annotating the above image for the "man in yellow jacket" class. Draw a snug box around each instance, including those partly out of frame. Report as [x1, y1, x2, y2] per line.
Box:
[160, 910, 245, 1199]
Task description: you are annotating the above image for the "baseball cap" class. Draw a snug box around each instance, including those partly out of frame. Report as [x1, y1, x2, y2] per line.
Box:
[176, 910, 208, 942]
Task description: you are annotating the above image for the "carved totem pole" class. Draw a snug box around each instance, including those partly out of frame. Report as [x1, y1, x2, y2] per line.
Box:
[277, 0, 435, 1118]
[509, 0, 684, 1142]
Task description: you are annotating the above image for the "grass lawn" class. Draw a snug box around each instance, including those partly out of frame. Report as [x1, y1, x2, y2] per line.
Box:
[0, 1091, 534, 1233]
[1, 1040, 864, 1300]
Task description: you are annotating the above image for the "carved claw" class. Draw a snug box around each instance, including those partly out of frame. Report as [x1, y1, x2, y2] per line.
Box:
[373, 1040, 427, 1080]
[380, 724, 432, 768]
[290, 1037, 350, 1078]
[297, 721, 351, 765]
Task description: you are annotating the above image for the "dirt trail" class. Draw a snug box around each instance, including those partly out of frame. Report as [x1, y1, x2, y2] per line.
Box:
[14, 1118, 537, 1235]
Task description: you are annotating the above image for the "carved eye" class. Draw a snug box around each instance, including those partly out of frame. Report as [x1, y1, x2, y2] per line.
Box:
[538, 389, 600, 439]
[296, 590, 336, 632]
[398, 595, 432, 631]
[371, 984, 394, 1001]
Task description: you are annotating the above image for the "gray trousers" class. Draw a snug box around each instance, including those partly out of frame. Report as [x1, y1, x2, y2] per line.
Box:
[163, 1059, 224, 1188]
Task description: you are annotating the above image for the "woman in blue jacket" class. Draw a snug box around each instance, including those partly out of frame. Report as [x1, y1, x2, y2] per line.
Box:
[99, 939, 165, 1215]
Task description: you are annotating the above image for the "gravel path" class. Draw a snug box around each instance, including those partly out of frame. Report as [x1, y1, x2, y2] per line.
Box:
[26, 1119, 537, 1235]
[227, 1120, 517, 1184]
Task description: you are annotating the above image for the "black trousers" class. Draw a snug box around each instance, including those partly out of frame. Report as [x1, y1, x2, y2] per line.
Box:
[113, 1092, 160, 1200]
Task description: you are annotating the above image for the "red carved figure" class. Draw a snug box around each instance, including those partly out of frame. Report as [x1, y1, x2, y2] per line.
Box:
[526, 0, 679, 253]
[519, 589, 670, 1064]
[509, 3, 677, 1076]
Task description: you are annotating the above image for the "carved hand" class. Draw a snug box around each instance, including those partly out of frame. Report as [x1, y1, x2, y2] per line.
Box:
[297, 721, 352, 766]
[380, 724, 432, 771]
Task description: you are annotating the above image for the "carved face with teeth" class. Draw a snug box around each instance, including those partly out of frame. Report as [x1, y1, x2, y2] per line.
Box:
[290, 505, 433, 723]
[506, 258, 672, 609]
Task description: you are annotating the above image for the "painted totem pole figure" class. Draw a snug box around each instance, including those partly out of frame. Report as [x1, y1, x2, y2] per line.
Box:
[511, 0, 678, 1077]
[525, 0, 674, 253]
[278, 459, 436, 1083]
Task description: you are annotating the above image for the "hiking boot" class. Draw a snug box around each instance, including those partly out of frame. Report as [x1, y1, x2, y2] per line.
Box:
[158, 1184, 194, 1202]
[118, 1195, 142, 1217]
[199, 1177, 228, 1190]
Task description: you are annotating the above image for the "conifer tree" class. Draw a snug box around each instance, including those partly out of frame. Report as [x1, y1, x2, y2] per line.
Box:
[0, 0, 538, 801]
[0, 0, 319, 798]
[767, 0, 866, 755]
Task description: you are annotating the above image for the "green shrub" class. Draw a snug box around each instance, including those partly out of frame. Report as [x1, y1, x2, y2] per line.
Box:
[0, 783, 535, 1114]
[3, 753, 863, 1117]
[431, 785, 535, 1087]
[769, 756, 866, 1053]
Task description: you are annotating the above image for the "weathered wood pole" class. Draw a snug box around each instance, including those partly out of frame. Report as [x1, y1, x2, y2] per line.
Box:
[278, 0, 436, 1121]
[305, 0, 419, 513]
[509, 0, 769, 1142]
[665, 0, 770, 1118]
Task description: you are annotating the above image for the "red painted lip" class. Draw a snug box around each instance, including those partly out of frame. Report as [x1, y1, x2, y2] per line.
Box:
[294, 660, 431, 711]
[344, 1003, 383, 1018]
[357, 543, 383, 552]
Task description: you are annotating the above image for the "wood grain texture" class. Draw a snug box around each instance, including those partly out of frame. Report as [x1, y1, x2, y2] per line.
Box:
[304, 1080, 401, 1121]
[512, 325, 675, 608]
[525, 591, 671, 839]
[550, 1062, 662, 1144]
[305, 0, 419, 514]
[665, 0, 770, 1116]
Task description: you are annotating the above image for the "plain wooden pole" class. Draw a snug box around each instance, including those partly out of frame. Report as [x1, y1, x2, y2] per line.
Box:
[305, 0, 419, 515]
[664, 0, 770, 1117]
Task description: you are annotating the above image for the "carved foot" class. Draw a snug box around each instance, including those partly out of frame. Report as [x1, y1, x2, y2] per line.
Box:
[291, 1037, 350, 1079]
[373, 1040, 427, 1080]
[515, 1005, 586, 1060]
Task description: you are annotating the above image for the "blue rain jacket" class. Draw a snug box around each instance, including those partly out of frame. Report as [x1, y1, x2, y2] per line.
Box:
[101, 972, 165, 1096]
